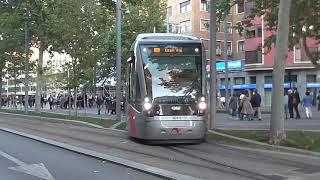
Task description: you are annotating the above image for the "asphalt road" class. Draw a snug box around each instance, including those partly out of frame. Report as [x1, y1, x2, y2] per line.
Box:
[0, 130, 162, 180]
[0, 114, 320, 179]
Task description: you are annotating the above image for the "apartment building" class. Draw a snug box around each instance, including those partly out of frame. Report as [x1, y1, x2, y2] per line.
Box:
[167, 0, 320, 107]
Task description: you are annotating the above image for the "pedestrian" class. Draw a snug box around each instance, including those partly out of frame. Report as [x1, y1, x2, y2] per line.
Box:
[284, 91, 289, 119]
[229, 93, 238, 119]
[303, 91, 313, 119]
[48, 95, 54, 110]
[96, 95, 104, 115]
[288, 89, 294, 119]
[220, 96, 226, 108]
[240, 90, 254, 121]
[292, 88, 301, 119]
[238, 91, 245, 118]
[317, 90, 320, 111]
[250, 89, 262, 121]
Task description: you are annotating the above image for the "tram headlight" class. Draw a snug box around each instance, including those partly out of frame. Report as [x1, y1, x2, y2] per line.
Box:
[143, 97, 153, 111]
[143, 102, 152, 111]
[198, 101, 207, 110]
[198, 96, 207, 116]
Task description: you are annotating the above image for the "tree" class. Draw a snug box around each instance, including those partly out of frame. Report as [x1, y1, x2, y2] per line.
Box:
[269, 0, 292, 144]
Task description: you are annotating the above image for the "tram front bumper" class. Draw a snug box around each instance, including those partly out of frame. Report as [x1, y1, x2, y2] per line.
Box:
[143, 117, 207, 141]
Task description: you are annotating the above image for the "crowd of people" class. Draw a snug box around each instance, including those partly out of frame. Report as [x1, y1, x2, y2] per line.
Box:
[227, 89, 262, 121]
[0, 94, 126, 115]
[225, 88, 320, 121]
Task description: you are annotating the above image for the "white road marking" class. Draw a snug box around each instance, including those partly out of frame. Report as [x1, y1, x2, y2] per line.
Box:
[0, 150, 55, 180]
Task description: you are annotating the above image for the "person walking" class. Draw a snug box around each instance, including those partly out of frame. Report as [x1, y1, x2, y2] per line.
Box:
[288, 89, 294, 119]
[48, 95, 54, 110]
[303, 91, 313, 119]
[250, 89, 262, 121]
[292, 88, 301, 119]
[229, 93, 238, 119]
[317, 90, 320, 111]
[240, 90, 254, 121]
[96, 95, 104, 115]
[283, 91, 289, 119]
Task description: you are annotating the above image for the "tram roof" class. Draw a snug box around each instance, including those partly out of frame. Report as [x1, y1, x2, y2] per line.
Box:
[131, 33, 201, 50]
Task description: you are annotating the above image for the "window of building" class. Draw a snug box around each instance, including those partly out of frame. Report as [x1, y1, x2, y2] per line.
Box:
[180, 20, 192, 32]
[180, 0, 191, 13]
[257, 26, 262, 37]
[307, 74, 317, 83]
[250, 76, 256, 84]
[246, 29, 256, 38]
[202, 39, 209, 51]
[234, 77, 245, 85]
[295, 46, 302, 61]
[237, 41, 244, 52]
[200, 19, 209, 31]
[200, 0, 208, 11]
[264, 76, 273, 84]
[245, 50, 262, 64]
[244, 1, 255, 15]
[284, 75, 297, 83]
[168, 24, 173, 33]
[227, 42, 232, 52]
[227, 22, 232, 34]
[216, 41, 222, 55]
[235, 21, 242, 35]
[221, 78, 231, 86]
[237, 0, 244, 14]
[167, 6, 172, 17]
[217, 22, 221, 32]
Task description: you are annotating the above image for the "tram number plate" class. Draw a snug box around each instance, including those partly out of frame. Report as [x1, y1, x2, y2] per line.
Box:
[170, 128, 183, 135]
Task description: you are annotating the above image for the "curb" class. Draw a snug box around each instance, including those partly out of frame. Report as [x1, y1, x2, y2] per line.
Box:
[216, 127, 320, 132]
[0, 127, 197, 180]
[209, 130, 320, 157]
[0, 112, 105, 129]
[0, 111, 128, 133]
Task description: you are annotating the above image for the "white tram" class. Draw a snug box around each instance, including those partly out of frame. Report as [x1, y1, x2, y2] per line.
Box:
[126, 33, 207, 143]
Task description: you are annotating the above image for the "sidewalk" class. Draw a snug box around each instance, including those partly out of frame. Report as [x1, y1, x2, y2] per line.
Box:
[3, 105, 320, 131]
[2, 104, 126, 121]
[216, 108, 320, 131]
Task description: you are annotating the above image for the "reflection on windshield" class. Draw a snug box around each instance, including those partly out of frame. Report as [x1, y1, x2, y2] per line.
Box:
[141, 46, 202, 101]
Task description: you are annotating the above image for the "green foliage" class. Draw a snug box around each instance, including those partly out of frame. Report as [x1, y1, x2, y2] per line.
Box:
[217, 0, 320, 66]
[1, 0, 166, 95]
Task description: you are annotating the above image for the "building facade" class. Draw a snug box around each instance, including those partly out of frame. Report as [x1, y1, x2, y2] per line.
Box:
[167, 0, 320, 107]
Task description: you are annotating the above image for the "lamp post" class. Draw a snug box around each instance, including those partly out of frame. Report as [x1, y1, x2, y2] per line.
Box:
[115, 0, 122, 121]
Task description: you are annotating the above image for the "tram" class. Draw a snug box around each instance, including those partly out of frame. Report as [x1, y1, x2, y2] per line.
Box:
[126, 33, 207, 143]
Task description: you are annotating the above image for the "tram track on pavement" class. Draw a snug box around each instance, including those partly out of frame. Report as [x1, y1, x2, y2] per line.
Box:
[179, 143, 320, 174]
[165, 146, 284, 180]
[0, 117, 311, 180]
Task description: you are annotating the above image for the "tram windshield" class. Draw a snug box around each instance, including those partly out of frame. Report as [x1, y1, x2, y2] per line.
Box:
[140, 44, 202, 104]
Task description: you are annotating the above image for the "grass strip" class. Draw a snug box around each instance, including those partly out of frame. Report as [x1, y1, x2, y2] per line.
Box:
[0, 108, 118, 128]
[115, 122, 127, 130]
[216, 130, 320, 153]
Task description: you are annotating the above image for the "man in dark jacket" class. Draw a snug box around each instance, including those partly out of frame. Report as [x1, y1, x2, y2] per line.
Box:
[96, 95, 104, 115]
[292, 88, 301, 119]
[288, 89, 294, 119]
[250, 89, 262, 120]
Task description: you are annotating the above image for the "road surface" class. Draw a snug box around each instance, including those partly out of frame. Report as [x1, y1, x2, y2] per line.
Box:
[0, 130, 161, 180]
[0, 114, 320, 179]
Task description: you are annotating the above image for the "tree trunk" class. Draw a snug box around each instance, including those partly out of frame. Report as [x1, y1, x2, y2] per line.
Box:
[0, 62, 3, 109]
[74, 87, 77, 117]
[35, 40, 44, 113]
[270, 0, 292, 145]
[209, 0, 217, 129]
[13, 78, 17, 110]
[24, 23, 30, 113]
